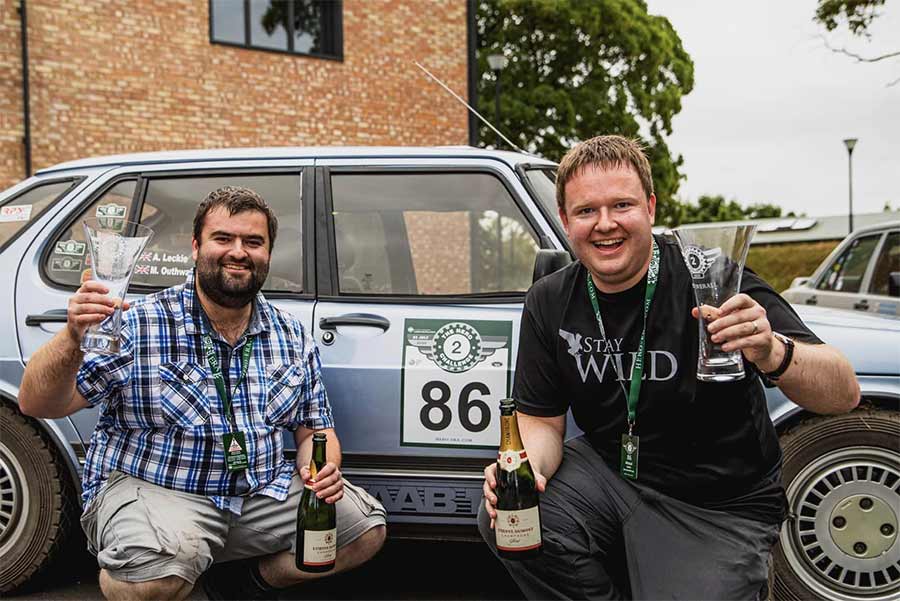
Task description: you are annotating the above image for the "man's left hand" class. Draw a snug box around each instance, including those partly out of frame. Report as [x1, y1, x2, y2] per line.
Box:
[692, 293, 784, 373]
[299, 461, 344, 504]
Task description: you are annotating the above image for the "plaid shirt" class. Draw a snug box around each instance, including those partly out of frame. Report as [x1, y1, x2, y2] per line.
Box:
[77, 270, 333, 514]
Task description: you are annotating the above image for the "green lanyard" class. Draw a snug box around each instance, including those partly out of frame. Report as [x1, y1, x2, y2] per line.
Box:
[202, 334, 254, 431]
[586, 238, 659, 433]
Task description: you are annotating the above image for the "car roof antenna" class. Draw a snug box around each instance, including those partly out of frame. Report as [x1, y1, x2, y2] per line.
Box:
[414, 61, 527, 155]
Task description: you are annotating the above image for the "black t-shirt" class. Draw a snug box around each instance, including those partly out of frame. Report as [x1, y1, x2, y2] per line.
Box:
[515, 235, 823, 525]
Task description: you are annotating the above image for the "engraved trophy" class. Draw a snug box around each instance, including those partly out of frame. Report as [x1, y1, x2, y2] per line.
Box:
[672, 224, 757, 381]
[80, 217, 153, 355]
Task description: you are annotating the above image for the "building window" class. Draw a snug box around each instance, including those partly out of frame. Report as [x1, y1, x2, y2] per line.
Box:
[210, 0, 342, 60]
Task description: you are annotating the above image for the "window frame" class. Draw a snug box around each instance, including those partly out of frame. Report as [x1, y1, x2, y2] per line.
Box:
[516, 163, 571, 255]
[1, 177, 84, 253]
[40, 168, 315, 299]
[814, 231, 883, 294]
[208, 0, 343, 61]
[318, 165, 546, 303]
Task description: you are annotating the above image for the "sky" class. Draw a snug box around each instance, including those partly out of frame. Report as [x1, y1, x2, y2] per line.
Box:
[643, 0, 899, 217]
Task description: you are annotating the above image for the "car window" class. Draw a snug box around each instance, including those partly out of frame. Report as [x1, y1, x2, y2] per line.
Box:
[870, 231, 900, 297]
[524, 167, 561, 229]
[330, 172, 540, 295]
[45, 180, 138, 286]
[1, 179, 80, 252]
[135, 175, 303, 292]
[816, 233, 881, 293]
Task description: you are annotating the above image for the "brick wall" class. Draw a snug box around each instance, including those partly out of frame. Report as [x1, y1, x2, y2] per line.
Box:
[405, 211, 471, 294]
[0, 0, 469, 190]
[1, 0, 24, 186]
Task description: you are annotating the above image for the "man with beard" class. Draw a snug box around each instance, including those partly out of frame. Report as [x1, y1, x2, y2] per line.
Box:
[19, 186, 386, 600]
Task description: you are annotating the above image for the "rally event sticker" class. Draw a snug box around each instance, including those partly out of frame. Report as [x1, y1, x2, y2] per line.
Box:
[401, 319, 512, 448]
[55, 240, 86, 256]
[0, 204, 32, 222]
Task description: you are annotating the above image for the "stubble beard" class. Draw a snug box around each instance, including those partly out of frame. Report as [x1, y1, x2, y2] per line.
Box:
[196, 252, 269, 309]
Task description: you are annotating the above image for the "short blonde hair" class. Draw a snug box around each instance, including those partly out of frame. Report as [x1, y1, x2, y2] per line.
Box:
[556, 135, 654, 210]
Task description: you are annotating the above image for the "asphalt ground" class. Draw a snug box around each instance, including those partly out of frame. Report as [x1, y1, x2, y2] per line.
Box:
[10, 538, 525, 600]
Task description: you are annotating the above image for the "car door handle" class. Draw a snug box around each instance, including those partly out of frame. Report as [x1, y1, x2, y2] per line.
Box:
[853, 299, 869, 311]
[805, 296, 818, 305]
[25, 309, 69, 326]
[319, 314, 390, 332]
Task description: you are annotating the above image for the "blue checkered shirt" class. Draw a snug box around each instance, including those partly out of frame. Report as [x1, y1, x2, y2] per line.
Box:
[77, 270, 333, 514]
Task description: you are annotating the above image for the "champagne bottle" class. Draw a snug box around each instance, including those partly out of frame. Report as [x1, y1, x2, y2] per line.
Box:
[295, 432, 337, 572]
[495, 398, 542, 560]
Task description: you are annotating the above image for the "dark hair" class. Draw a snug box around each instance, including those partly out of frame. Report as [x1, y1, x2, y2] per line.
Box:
[556, 135, 654, 211]
[193, 186, 278, 249]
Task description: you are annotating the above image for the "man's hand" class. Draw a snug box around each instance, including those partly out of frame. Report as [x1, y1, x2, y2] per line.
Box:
[299, 461, 344, 504]
[482, 462, 547, 530]
[67, 274, 130, 343]
[692, 293, 783, 372]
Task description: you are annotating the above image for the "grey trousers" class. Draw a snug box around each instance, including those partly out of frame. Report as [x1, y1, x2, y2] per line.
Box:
[478, 436, 780, 600]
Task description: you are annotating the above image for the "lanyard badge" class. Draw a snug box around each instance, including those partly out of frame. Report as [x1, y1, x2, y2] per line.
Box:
[587, 239, 659, 480]
[203, 334, 255, 472]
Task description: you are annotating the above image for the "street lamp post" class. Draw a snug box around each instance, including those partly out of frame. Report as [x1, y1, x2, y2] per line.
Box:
[486, 53, 508, 149]
[844, 138, 857, 234]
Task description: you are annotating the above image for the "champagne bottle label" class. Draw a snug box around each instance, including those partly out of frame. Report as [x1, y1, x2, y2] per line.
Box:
[495, 506, 541, 551]
[498, 449, 528, 472]
[302, 528, 337, 566]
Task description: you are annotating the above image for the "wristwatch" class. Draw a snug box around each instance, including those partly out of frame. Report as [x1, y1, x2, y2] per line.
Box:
[762, 332, 795, 381]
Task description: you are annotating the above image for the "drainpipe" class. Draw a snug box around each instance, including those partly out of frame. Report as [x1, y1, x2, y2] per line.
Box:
[18, 0, 32, 178]
[466, 0, 478, 147]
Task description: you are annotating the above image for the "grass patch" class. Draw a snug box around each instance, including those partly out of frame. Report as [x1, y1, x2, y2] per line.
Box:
[747, 241, 839, 293]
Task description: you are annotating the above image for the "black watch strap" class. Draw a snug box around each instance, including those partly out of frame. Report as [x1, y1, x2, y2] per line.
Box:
[762, 332, 794, 381]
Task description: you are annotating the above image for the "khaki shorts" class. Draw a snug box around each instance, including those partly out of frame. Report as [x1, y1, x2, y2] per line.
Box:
[80, 471, 386, 584]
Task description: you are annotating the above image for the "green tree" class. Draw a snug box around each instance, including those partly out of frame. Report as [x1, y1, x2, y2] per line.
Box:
[745, 203, 788, 220]
[477, 0, 694, 225]
[813, 0, 899, 73]
[672, 196, 787, 225]
[815, 0, 886, 37]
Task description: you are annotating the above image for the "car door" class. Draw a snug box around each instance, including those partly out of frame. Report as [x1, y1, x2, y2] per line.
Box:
[311, 159, 563, 517]
[808, 232, 882, 311]
[15, 161, 314, 444]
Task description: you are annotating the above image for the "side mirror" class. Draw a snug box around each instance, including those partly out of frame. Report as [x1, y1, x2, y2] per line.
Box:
[789, 276, 810, 289]
[533, 249, 572, 283]
[888, 272, 900, 298]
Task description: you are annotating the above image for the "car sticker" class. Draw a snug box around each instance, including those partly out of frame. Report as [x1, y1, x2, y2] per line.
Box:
[95, 204, 127, 218]
[95, 204, 128, 231]
[55, 240, 86, 256]
[401, 318, 512, 449]
[51, 257, 83, 272]
[0, 204, 33, 222]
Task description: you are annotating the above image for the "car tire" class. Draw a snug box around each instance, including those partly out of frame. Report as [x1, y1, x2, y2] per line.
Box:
[773, 406, 900, 601]
[0, 403, 79, 594]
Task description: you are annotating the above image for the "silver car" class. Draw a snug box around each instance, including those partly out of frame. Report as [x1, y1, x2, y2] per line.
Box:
[782, 221, 900, 316]
[0, 148, 897, 601]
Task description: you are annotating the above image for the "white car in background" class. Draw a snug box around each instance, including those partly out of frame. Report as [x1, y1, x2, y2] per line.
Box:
[782, 221, 900, 316]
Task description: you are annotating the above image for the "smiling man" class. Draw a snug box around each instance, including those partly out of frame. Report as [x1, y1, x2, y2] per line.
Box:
[478, 136, 860, 599]
[19, 186, 386, 601]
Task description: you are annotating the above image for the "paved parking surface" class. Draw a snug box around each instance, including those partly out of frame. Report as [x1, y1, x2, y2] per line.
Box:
[11, 539, 524, 600]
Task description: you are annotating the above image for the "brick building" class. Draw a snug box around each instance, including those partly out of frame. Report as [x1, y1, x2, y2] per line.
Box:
[0, 0, 474, 190]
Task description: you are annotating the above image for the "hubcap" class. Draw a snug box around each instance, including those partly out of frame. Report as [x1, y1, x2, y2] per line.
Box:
[0, 441, 27, 556]
[782, 447, 900, 601]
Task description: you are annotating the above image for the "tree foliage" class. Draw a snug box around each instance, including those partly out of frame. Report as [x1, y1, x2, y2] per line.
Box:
[669, 195, 790, 226]
[813, 0, 899, 73]
[476, 0, 694, 225]
[261, 0, 328, 53]
[815, 0, 886, 37]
